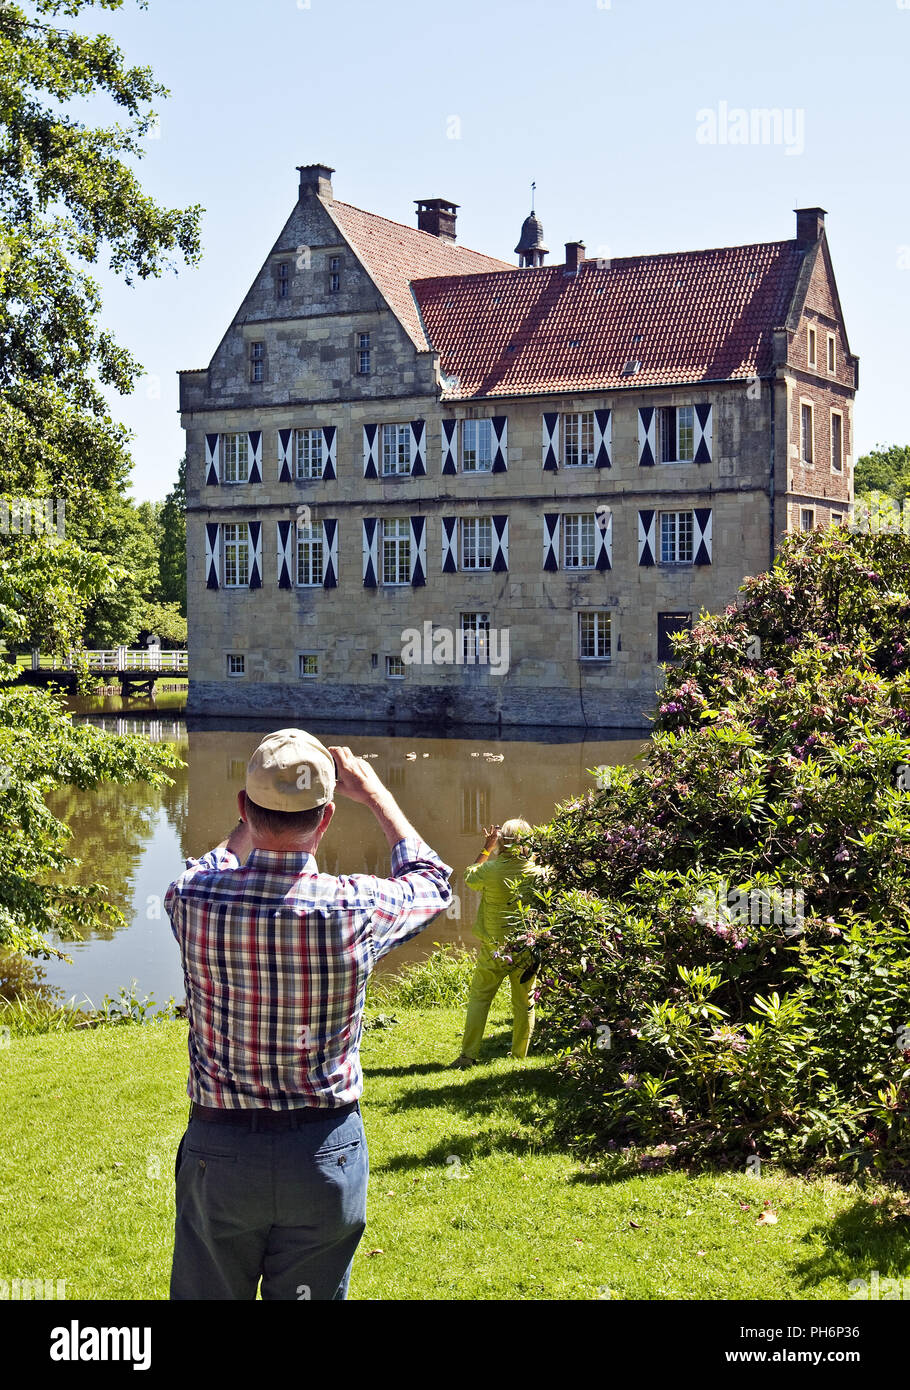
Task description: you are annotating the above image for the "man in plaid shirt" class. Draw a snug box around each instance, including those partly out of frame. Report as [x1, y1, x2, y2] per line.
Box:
[165, 730, 452, 1300]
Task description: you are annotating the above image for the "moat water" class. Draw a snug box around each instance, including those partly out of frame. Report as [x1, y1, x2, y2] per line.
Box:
[38, 695, 647, 1009]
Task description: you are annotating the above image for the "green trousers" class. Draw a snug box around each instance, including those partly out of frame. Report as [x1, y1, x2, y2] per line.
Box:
[461, 942, 536, 1061]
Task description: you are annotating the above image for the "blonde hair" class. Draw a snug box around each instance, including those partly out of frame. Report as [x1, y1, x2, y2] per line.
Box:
[498, 817, 532, 849]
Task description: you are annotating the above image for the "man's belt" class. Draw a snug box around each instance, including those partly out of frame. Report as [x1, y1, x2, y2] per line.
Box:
[190, 1099, 358, 1131]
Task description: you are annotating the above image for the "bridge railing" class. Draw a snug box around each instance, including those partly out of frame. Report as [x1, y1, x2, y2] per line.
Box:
[45, 648, 189, 672]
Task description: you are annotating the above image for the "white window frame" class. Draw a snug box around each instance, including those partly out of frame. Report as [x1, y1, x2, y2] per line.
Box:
[826, 333, 836, 375]
[222, 523, 250, 587]
[807, 326, 817, 370]
[659, 510, 695, 566]
[460, 517, 493, 571]
[460, 612, 490, 662]
[386, 655, 405, 679]
[800, 400, 814, 466]
[381, 518, 411, 586]
[220, 433, 248, 485]
[329, 256, 341, 294]
[295, 428, 324, 480]
[462, 418, 493, 473]
[830, 410, 844, 474]
[250, 341, 264, 383]
[578, 611, 611, 661]
[298, 652, 319, 679]
[381, 423, 411, 477]
[295, 523, 324, 587]
[563, 411, 595, 468]
[358, 332, 371, 375]
[563, 513, 597, 569]
[830, 512, 845, 528]
[800, 508, 815, 532]
[657, 405, 695, 464]
[226, 653, 245, 677]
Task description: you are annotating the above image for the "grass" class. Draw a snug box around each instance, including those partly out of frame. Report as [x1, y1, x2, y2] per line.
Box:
[1, 988, 908, 1300]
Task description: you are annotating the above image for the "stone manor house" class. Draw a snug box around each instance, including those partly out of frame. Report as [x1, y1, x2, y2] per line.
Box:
[179, 162, 857, 728]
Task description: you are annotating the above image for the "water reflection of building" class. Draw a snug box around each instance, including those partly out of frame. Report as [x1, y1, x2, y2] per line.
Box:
[460, 780, 491, 835]
[182, 727, 646, 969]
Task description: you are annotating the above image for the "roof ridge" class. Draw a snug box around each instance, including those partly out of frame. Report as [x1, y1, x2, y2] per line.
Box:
[327, 197, 511, 266]
[409, 238, 797, 286]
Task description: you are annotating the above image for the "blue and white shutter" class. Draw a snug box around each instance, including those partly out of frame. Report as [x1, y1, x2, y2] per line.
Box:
[442, 419, 458, 475]
[694, 405, 713, 464]
[409, 420, 427, 477]
[322, 426, 337, 481]
[638, 509, 657, 566]
[492, 515, 509, 572]
[278, 429, 293, 483]
[594, 409, 612, 468]
[363, 424, 379, 479]
[205, 522, 220, 588]
[543, 514, 561, 572]
[362, 518, 378, 587]
[693, 508, 713, 565]
[322, 518, 338, 587]
[595, 509, 613, 571]
[247, 431, 262, 484]
[409, 516, 427, 586]
[276, 520, 293, 588]
[248, 521, 262, 588]
[542, 413, 560, 471]
[491, 417, 508, 473]
[441, 516, 457, 574]
[638, 408, 656, 466]
[205, 434, 220, 486]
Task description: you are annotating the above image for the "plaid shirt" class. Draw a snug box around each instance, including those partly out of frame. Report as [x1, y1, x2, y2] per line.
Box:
[165, 836, 452, 1109]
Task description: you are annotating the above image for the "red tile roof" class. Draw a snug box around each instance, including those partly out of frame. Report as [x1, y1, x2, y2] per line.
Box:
[324, 199, 512, 351]
[411, 240, 805, 398]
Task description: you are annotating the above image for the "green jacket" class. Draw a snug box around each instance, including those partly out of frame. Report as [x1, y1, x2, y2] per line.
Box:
[463, 849, 542, 947]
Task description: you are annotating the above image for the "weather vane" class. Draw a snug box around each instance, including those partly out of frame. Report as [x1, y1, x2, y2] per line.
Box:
[531, 180, 536, 212]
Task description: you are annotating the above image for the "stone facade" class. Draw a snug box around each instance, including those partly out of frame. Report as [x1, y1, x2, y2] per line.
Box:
[180, 171, 857, 729]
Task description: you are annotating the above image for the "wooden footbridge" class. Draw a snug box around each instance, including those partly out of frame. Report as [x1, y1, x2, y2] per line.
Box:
[13, 648, 188, 697]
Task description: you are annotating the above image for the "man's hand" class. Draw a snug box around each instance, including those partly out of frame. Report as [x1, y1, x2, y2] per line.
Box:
[329, 746, 418, 850]
[329, 746, 388, 806]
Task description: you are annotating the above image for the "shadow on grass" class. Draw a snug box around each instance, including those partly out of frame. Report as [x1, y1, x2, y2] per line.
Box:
[790, 1198, 910, 1291]
[365, 1034, 566, 1174]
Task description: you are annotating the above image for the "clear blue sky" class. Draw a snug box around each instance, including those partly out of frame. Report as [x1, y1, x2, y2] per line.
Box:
[76, 0, 910, 500]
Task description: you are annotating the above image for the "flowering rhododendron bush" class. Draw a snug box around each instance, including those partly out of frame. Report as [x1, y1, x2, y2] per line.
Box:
[515, 529, 910, 1170]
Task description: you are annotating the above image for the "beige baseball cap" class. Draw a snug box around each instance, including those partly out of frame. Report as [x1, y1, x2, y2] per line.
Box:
[245, 728, 336, 812]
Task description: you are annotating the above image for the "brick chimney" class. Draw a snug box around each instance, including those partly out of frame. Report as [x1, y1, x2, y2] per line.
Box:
[794, 206, 826, 248]
[415, 198, 458, 243]
[298, 164, 334, 200]
[565, 240, 586, 273]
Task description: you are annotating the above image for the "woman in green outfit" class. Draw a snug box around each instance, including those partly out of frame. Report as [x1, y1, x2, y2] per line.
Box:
[450, 818, 542, 1069]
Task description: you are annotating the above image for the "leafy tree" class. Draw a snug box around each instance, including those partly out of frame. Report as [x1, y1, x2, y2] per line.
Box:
[855, 444, 910, 504]
[517, 531, 910, 1173]
[157, 454, 186, 614]
[78, 495, 162, 646]
[0, 0, 200, 958]
[134, 598, 186, 646]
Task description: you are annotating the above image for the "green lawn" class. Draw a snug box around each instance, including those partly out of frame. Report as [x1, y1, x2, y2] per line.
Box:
[0, 1005, 906, 1300]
